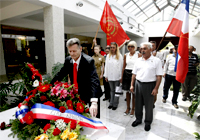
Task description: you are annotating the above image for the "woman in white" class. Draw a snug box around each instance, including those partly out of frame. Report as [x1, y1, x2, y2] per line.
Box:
[104, 42, 123, 110]
[121, 41, 139, 117]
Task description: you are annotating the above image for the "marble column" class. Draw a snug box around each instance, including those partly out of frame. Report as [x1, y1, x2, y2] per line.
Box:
[0, 25, 6, 76]
[43, 6, 65, 75]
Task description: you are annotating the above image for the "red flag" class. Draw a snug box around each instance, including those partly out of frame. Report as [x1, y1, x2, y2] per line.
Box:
[100, 1, 130, 46]
[166, 0, 189, 83]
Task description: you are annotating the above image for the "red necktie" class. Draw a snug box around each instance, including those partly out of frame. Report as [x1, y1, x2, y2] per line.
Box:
[73, 63, 78, 88]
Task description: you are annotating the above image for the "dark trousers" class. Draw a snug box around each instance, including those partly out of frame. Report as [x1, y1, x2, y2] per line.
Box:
[103, 77, 110, 99]
[182, 74, 197, 98]
[163, 74, 181, 104]
[135, 80, 156, 125]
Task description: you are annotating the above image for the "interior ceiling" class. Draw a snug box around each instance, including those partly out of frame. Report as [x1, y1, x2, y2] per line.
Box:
[0, 1, 20, 9]
[115, 0, 200, 22]
[23, 12, 97, 27]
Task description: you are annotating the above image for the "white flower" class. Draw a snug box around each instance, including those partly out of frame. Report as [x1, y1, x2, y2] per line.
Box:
[55, 119, 66, 131]
[33, 80, 39, 87]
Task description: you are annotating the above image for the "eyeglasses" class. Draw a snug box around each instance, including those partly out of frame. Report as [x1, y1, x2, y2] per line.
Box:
[128, 46, 135, 48]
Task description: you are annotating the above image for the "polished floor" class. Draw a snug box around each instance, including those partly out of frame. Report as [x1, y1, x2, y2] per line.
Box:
[100, 79, 200, 140]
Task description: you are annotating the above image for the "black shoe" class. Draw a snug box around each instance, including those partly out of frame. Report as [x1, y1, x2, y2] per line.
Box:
[108, 106, 113, 109]
[112, 107, 117, 110]
[103, 98, 109, 101]
[182, 97, 187, 101]
[144, 124, 151, 131]
[131, 120, 142, 127]
[124, 98, 126, 101]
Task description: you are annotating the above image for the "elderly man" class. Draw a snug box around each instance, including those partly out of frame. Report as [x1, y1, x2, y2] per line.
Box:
[130, 42, 162, 131]
[182, 45, 199, 101]
[51, 38, 102, 118]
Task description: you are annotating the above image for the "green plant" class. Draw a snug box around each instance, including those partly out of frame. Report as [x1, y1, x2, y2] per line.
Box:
[187, 55, 200, 139]
[0, 62, 68, 112]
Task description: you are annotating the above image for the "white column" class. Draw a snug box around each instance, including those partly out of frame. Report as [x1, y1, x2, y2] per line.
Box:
[0, 25, 6, 76]
[43, 6, 65, 75]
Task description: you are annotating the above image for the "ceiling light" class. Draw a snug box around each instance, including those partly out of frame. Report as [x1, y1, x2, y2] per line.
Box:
[76, 2, 83, 7]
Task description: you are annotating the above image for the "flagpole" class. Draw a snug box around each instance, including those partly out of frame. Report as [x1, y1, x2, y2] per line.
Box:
[91, 24, 100, 49]
[156, 31, 167, 51]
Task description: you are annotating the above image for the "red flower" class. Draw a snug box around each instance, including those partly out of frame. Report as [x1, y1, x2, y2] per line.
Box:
[70, 120, 77, 130]
[59, 106, 66, 113]
[40, 96, 47, 102]
[66, 100, 73, 110]
[62, 83, 69, 88]
[27, 63, 34, 69]
[43, 101, 55, 108]
[43, 123, 51, 133]
[0, 122, 6, 130]
[24, 98, 30, 102]
[85, 108, 89, 113]
[26, 91, 32, 96]
[24, 111, 34, 125]
[38, 85, 50, 92]
[32, 89, 37, 95]
[74, 88, 78, 94]
[76, 103, 84, 113]
[53, 127, 61, 136]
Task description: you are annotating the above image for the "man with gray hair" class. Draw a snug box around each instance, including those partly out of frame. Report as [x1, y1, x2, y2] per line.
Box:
[51, 38, 102, 118]
[130, 42, 162, 131]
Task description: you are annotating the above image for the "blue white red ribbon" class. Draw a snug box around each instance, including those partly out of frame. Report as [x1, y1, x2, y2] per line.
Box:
[15, 104, 29, 124]
[31, 104, 108, 130]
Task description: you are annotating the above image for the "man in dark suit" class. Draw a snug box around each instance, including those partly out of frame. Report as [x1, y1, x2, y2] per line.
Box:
[51, 38, 102, 118]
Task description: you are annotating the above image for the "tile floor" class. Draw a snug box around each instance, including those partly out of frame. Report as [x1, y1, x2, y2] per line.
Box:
[100, 79, 200, 140]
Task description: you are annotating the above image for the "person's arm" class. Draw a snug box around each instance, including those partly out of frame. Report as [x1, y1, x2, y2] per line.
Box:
[151, 58, 163, 96]
[120, 54, 126, 83]
[163, 55, 170, 77]
[119, 40, 130, 50]
[89, 59, 102, 117]
[130, 74, 136, 93]
[194, 54, 199, 66]
[104, 55, 109, 82]
[100, 63, 104, 79]
[151, 76, 162, 96]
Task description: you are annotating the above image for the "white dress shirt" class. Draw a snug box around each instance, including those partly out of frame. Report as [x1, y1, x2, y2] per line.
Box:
[164, 54, 176, 76]
[72, 55, 81, 69]
[132, 55, 163, 82]
[162, 50, 170, 61]
[104, 54, 123, 81]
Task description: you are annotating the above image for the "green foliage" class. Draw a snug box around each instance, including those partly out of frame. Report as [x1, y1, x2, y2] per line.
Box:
[194, 132, 200, 139]
[52, 62, 68, 82]
[9, 119, 41, 140]
[188, 55, 200, 118]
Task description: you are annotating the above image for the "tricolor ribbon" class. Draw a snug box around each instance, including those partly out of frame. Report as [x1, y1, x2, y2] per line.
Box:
[31, 104, 108, 130]
[15, 104, 29, 124]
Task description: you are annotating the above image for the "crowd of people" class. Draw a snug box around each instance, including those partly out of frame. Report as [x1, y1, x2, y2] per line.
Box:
[52, 38, 199, 132]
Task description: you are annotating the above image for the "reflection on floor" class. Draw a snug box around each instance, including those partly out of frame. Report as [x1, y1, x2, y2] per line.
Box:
[100, 79, 200, 140]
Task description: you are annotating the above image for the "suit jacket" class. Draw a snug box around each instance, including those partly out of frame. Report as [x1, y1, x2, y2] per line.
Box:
[51, 53, 102, 103]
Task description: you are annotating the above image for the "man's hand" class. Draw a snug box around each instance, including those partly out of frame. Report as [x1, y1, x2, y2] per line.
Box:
[163, 73, 166, 78]
[130, 86, 134, 93]
[105, 78, 108, 82]
[100, 74, 103, 79]
[151, 88, 158, 96]
[89, 102, 98, 117]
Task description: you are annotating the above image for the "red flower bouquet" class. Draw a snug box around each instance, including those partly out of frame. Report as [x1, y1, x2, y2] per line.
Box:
[9, 63, 91, 140]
